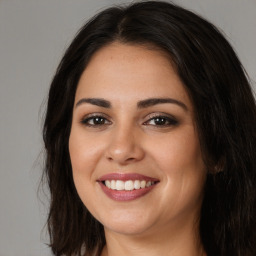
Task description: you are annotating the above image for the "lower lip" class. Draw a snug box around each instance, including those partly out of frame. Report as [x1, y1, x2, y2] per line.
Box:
[98, 182, 156, 201]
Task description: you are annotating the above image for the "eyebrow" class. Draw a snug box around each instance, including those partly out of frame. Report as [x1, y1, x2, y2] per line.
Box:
[75, 97, 188, 111]
[137, 98, 188, 111]
[75, 98, 111, 108]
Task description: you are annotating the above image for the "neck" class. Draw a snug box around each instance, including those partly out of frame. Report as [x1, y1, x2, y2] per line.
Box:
[101, 221, 206, 256]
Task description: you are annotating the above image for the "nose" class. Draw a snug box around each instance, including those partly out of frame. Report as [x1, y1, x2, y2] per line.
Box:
[105, 125, 145, 165]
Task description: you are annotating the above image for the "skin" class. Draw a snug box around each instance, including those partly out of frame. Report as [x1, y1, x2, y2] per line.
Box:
[69, 42, 207, 256]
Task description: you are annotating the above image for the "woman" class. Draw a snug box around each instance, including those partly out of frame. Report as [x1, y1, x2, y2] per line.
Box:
[43, 1, 256, 255]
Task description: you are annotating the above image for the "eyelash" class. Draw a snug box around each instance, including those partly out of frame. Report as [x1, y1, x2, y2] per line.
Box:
[143, 114, 178, 127]
[80, 114, 111, 127]
[80, 113, 178, 128]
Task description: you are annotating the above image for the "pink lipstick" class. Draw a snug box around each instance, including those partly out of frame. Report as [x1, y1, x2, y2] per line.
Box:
[97, 173, 159, 201]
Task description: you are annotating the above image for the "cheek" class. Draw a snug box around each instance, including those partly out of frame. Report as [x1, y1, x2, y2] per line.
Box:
[69, 128, 104, 173]
[149, 127, 203, 173]
[148, 128, 206, 211]
[68, 128, 104, 197]
[68, 128, 103, 212]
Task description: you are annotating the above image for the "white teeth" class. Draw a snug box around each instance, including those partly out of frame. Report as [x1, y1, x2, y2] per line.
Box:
[115, 180, 125, 190]
[125, 180, 134, 191]
[105, 180, 111, 188]
[134, 180, 141, 190]
[146, 181, 152, 187]
[104, 180, 156, 191]
[110, 180, 116, 190]
[140, 180, 146, 189]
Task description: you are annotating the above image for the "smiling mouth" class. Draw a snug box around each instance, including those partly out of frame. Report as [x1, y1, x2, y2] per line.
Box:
[97, 173, 159, 201]
[102, 180, 157, 191]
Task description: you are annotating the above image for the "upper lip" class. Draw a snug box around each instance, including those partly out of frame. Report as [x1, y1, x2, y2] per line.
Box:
[97, 173, 159, 182]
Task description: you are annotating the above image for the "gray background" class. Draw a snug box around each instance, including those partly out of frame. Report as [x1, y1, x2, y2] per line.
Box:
[0, 0, 255, 255]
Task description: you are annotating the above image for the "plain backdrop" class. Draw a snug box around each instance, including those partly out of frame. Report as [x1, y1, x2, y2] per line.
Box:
[0, 0, 255, 255]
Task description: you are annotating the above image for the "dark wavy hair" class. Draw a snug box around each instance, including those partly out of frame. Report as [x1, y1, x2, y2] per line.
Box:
[42, 1, 256, 255]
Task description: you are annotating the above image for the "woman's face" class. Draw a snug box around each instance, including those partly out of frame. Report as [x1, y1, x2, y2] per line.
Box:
[69, 42, 206, 237]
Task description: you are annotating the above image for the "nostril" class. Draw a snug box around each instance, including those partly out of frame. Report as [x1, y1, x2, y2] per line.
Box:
[107, 156, 114, 161]
[127, 157, 135, 161]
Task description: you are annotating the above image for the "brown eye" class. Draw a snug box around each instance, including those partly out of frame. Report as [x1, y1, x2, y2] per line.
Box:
[144, 116, 178, 126]
[81, 115, 111, 127]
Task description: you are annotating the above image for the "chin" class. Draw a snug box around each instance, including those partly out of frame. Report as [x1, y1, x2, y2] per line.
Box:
[99, 210, 155, 236]
[104, 222, 152, 236]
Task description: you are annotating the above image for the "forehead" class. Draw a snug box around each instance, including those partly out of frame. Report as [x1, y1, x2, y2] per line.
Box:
[84, 42, 174, 76]
[75, 42, 192, 109]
